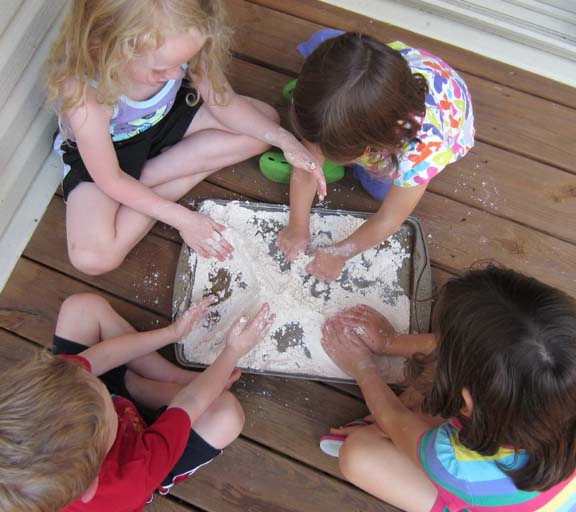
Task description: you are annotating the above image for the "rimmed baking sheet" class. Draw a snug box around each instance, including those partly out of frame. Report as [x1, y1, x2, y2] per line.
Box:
[173, 200, 432, 383]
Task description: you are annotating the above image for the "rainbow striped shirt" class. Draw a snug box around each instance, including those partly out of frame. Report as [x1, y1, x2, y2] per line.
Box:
[419, 421, 576, 511]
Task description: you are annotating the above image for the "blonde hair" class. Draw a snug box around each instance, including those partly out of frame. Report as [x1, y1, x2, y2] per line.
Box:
[0, 352, 110, 511]
[45, 0, 231, 132]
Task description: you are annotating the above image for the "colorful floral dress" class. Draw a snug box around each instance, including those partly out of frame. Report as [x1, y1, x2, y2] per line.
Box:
[355, 41, 475, 189]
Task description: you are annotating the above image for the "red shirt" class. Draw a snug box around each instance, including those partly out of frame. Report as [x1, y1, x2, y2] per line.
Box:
[61, 356, 191, 512]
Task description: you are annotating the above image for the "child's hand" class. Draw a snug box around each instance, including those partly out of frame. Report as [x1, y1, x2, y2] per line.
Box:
[173, 296, 217, 339]
[277, 225, 310, 261]
[334, 305, 397, 354]
[179, 212, 234, 261]
[306, 247, 346, 282]
[281, 136, 327, 200]
[321, 317, 375, 379]
[225, 304, 275, 359]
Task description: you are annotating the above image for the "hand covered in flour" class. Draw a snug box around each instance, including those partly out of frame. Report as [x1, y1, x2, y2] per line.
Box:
[178, 211, 234, 261]
[321, 317, 375, 379]
[306, 246, 347, 282]
[279, 132, 326, 200]
[277, 224, 310, 261]
[334, 305, 397, 354]
[225, 303, 275, 359]
[172, 296, 217, 339]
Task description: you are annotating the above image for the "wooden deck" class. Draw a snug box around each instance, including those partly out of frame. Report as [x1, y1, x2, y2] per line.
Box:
[1, 1, 575, 511]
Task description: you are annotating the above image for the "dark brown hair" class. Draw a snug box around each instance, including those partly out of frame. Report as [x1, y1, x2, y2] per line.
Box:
[424, 266, 576, 491]
[291, 32, 427, 166]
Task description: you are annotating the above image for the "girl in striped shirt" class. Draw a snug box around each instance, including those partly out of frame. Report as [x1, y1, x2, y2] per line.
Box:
[321, 266, 576, 511]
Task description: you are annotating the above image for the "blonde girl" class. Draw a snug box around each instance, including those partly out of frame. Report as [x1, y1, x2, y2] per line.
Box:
[47, 0, 319, 275]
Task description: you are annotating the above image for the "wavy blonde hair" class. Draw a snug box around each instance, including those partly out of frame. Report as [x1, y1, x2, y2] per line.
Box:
[45, 0, 231, 132]
[0, 352, 109, 511]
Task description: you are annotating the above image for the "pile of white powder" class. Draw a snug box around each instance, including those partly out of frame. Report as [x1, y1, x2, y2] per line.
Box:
[178, 201, 411, 382]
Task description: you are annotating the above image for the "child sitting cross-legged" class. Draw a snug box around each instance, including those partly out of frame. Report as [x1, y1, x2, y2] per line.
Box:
[321, 266, 576, 511]
[0, 293, 274, 512]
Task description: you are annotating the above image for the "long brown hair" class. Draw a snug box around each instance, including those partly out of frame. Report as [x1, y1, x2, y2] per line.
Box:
[291, 32, 427, 166]
[424, 266, 576, 491]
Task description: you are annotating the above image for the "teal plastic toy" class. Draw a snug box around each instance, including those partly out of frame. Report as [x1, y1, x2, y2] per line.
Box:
[282, 79, 298, 103]
[259, 151, 345, 184]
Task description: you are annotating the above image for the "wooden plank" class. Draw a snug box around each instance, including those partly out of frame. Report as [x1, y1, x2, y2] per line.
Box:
[148, 497, 201, 512]
[225, 58, 576, 240]
[0, 329, 39, 372]
[206, 163, 576, 298]
[225, 1, 576, 173]
[245, 0, 576, 109]
[0, 259, 168, 346]
[171, 438, 399, 512]
[429, 143, 576, 244]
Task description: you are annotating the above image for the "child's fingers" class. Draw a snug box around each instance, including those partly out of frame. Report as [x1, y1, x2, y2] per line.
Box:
[212, 221, 228, 233]
[250, 303, 271, 329]
[195, 244, 210, 258]
[198, 295, 218, 308]
[231, 315, 249, 336]
[257, 313, 275, 337]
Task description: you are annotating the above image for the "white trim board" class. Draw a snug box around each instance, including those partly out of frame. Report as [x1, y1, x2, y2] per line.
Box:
[321, 0, 576, 87]
[0, 153, 60, 292]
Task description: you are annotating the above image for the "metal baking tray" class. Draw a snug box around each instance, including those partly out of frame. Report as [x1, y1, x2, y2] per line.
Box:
[172, 199, 432, 383]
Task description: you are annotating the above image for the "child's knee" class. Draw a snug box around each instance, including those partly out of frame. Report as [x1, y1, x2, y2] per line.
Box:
[68, 246, 123, 276]
[215, 391, 245, 437]
[194, 391, 245, 449]
[60, 293, 109, 317]
[339, 427, 380, 481]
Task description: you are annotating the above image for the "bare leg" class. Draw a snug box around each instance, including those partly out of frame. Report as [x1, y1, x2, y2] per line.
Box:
[55, 294, 244, 448]
[339, 425, 438, 512]
[54, 293, 199, 384]
[125, 373, 245, 449]
[66, 97, 278, 275]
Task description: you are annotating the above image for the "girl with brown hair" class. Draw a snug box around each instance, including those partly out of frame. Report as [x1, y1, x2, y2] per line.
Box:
[321, 266, 576, 510]
[277, 30, 475, 282]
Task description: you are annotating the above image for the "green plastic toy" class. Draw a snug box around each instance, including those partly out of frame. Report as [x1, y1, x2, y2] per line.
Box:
[282, 79, 298, 103]
[259, 151, 345, 184]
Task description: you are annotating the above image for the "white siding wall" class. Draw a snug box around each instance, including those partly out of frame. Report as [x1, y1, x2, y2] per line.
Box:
[0, 0, 67, 291]
[322, 0, 576, 87]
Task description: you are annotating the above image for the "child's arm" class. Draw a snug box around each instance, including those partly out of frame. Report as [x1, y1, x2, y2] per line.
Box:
[276, 167, 318, 261]
[81, 297, 214, 376]
[194, 66, 326, 197]
[322, 317, 433, 466]
[307, 184, 427, 282]
[169, 304, 275, 424]
[69, 89, 231, 260]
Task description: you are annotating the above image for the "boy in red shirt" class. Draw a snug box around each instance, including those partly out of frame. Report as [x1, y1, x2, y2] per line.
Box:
[0, 293, 274, 511]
